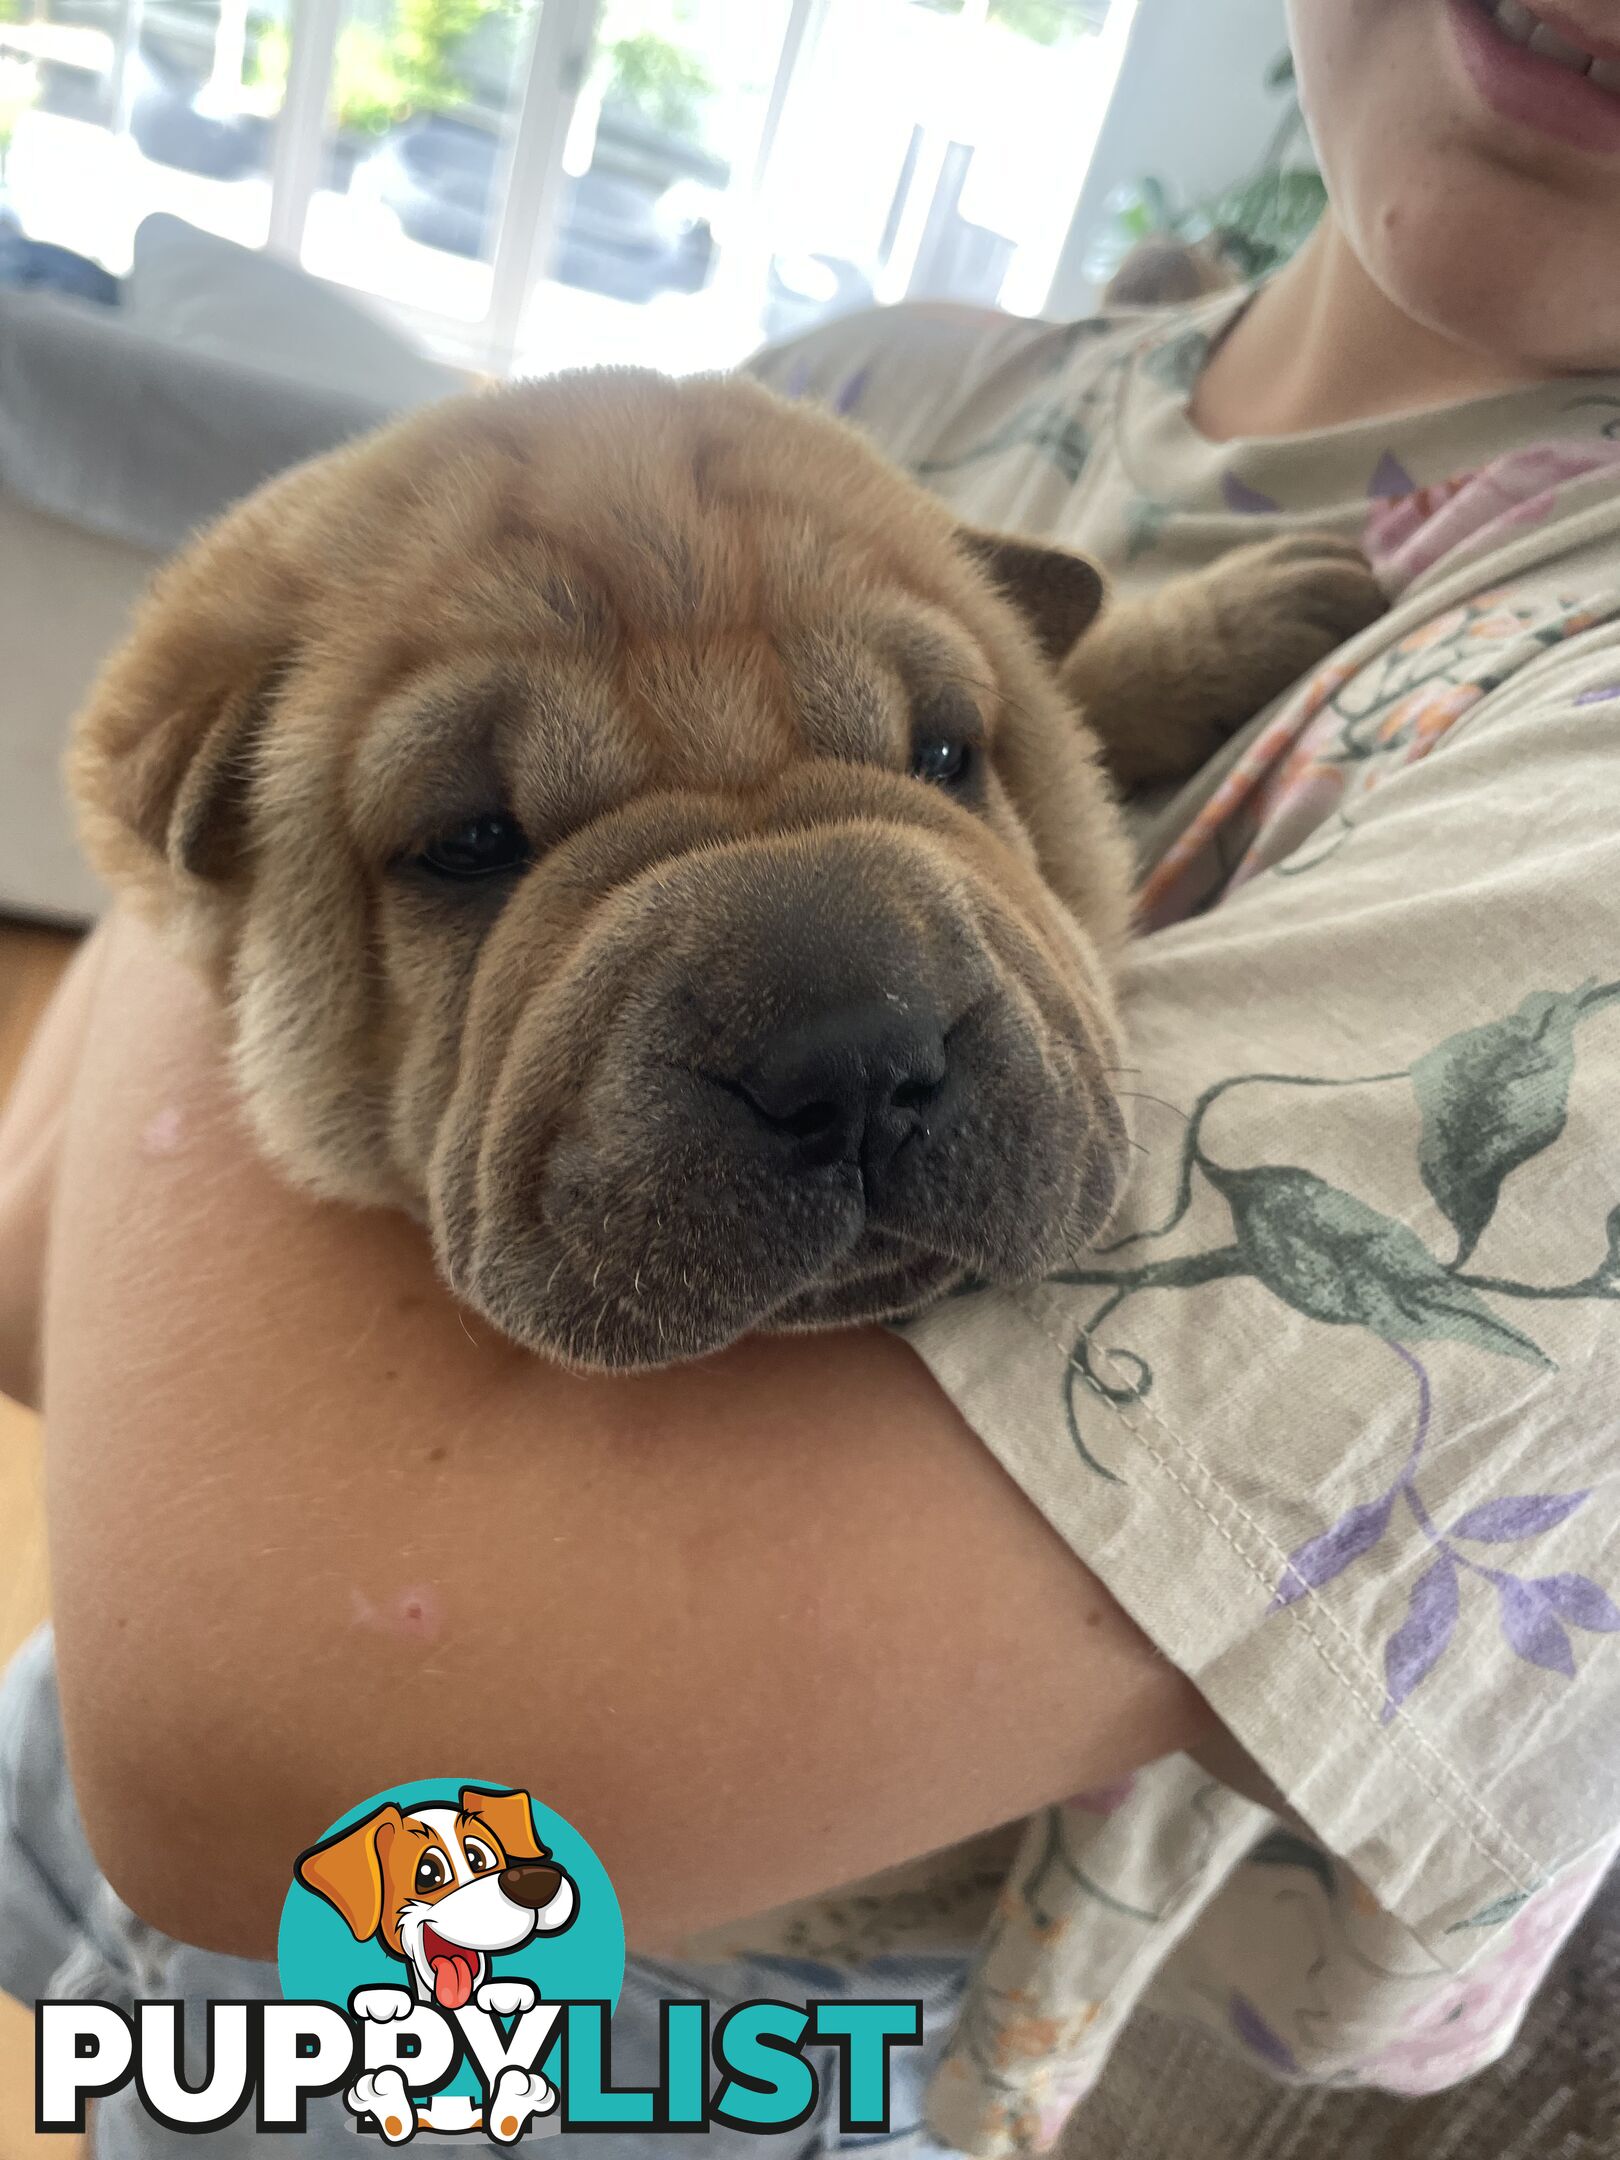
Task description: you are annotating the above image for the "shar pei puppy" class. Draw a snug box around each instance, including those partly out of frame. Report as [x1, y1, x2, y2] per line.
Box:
[71, 370, 1381, 1368]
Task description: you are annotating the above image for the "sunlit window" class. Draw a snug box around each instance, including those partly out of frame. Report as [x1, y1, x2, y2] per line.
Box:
[0, 0, 1134, 373]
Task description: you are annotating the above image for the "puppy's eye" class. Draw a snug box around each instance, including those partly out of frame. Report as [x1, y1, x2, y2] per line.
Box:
[910, 737, 974, 790]
[414, 1850, 450, 1894]
[417, 813, 531, 880]
[464, 1839, 498, 1875]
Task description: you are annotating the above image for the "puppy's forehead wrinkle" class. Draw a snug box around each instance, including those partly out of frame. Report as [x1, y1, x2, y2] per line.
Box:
[621, 637, 801, 787]
[535, 569, 612, 641]
[339, 607, 959, 851]
[877, 613, 1003, 719]
[346, 670, 509, 848]
[344, 656, 652, 854]
[779, 626, 904, 767]
[509, 666, 653, 832]
[605, 504, 707, 629]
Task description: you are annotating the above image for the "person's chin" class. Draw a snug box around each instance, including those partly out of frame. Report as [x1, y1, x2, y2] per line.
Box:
[1356, 145, 1620, 373]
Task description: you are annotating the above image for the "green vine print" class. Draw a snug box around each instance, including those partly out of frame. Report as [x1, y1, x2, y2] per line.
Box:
[1053, 981, 1620, 1717]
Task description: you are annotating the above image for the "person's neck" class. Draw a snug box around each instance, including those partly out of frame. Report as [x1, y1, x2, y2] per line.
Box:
[1188, 216, 1543, 441]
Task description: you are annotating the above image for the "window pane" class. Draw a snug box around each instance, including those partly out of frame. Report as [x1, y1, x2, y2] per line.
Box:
[2, 0, 285, 269]
[766, 0, 1122, 334]
[511, 0, 1123, 378]
[514, 0, 795, 375]
[298, 0, 543, 325]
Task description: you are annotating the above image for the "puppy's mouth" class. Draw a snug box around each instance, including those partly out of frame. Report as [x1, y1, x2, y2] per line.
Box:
[445, 991, 1125, 1371]
[420, 1923, 485, 2010]
[428, 825, 1128, 1372]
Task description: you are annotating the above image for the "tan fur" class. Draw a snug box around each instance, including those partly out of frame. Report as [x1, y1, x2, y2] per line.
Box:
[69, 369, 1382, 1370]
[1104, 236, 1242, 309]
[1064, 531, 1384, 788]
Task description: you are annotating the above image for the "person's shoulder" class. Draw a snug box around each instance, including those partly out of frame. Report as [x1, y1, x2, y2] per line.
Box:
[741, 295, 1210, 477]
[744, 301, 1028, 415]
[744, 294, 1206, 398]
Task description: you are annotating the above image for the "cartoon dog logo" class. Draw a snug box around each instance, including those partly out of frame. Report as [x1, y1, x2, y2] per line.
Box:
[295, 1787, 577, 2140]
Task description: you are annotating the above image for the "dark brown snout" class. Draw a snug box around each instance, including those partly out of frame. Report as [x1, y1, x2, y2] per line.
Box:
[433, 792, 1128, 1369]
[726, 998, 957, 1197]
[498, 1861, 566, 1910]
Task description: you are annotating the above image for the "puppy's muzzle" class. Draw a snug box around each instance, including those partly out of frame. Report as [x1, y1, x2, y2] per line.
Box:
[721, 997, 954, 1201]
[435, 794, 1124, 1369]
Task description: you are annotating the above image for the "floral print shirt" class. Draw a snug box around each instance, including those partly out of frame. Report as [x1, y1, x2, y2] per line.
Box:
[730, 289, 1620, 2155]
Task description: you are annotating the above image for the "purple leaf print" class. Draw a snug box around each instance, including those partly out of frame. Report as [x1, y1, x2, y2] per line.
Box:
[783, 357, 813, 401]
[1381, 1554, 1459, 1722]
[833, 365, 871, 418]
[1270, 1493, 1394, 1612]
[1497, 1580, 1577, 1677]
[1229, 1992, 1298, 2073]
[1221, 471, 1281, 516]
[1451, 1491, 1588, 1542]
[1368, 451, 1417, 500]
[1530, 1573, 1620, 1632]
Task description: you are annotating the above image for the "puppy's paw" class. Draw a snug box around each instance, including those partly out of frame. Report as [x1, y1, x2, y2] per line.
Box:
[475, 1977, 539, 2018]
[352, 1985, 416, 2024]
[1203, 531, 1387, 707]
[1231, 529, 1386, 630]
[347, 2068, 416, 2143]
[486, 2066, 557, 2143]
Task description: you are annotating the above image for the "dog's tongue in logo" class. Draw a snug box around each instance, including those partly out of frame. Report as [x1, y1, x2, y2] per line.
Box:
[423, 1925, 478, 2010]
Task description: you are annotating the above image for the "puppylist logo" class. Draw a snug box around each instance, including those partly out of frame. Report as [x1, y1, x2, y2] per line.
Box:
[35, 1781, 924, 2142]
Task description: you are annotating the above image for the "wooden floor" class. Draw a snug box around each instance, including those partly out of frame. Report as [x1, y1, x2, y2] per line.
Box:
[0, 919, 83, 2155]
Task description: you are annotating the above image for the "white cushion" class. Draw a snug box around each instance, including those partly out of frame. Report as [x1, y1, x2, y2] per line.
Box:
[122, 212, 462, 407]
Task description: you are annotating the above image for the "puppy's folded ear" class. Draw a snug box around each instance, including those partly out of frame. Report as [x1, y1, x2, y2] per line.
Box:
[958, 527, 1108, 665]
[150, 671, 278, 882]
[71, 632, 283, 896]
[69, 499, 303, 916]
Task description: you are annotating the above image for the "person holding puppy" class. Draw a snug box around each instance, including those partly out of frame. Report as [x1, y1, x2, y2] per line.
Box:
[4, 1, 1620, 2153]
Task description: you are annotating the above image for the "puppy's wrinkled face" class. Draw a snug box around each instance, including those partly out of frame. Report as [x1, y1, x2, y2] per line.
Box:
[73, 371, 1135, 1369]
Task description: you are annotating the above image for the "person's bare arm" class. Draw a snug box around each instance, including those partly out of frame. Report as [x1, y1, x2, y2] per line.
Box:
[0, 927, 107, 1412]
[36, 911, 1213, 1961]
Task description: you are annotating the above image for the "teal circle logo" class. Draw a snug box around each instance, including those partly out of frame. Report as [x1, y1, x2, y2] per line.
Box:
[278, 1780, 623, 2127]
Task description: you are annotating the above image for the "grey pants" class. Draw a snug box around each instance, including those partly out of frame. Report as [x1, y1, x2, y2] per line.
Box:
[0, 1628, 969, 2157]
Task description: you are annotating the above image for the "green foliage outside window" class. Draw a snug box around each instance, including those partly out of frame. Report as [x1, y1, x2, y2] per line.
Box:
[249, 0, 521, 139]
[600, 27, 712, 135]
[1102, 51, 1327, 284]
[247, 0, 722, 149]
[592, 3, 718, 142]
[914, 0, 1108, 41]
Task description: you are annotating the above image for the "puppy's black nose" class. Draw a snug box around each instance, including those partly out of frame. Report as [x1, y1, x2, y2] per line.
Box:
[738, 1001, 952, 1193]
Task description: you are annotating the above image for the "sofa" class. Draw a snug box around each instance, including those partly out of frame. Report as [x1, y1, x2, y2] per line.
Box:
[0, 214, 462, 924]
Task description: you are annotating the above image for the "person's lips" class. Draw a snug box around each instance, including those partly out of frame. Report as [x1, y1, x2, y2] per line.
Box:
[1449, 0, 1620, 155]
